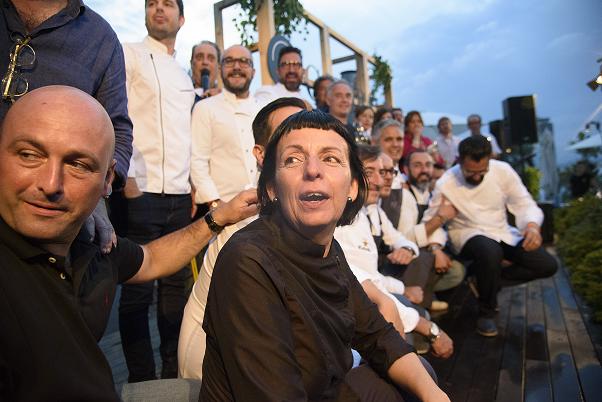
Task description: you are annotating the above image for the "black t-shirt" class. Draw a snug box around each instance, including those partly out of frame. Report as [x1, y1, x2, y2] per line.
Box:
[0, 218, 143, 401]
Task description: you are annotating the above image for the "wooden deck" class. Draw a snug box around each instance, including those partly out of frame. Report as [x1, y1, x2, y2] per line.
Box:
[425, 252, 602, 402]
[100, 251, 602, 400]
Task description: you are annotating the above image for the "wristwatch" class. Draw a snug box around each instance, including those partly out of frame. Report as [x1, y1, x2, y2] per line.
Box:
[427, 322, 441, 343]
[428, 244, 443, 252]
[204, 210, 224, 234]
[401, 246, 415, 255]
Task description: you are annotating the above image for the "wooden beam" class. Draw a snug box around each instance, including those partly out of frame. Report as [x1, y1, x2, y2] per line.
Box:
[332, 55, 355, 65]
[256, 0, 276, 85]
[355, 53, 370, 105]
[213, 1, 225, 53]
[319, 26, 333, 75]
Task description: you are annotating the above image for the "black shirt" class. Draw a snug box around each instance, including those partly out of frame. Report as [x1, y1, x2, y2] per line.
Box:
[0, 217, 143, 401]
[201, 210, 413, 401]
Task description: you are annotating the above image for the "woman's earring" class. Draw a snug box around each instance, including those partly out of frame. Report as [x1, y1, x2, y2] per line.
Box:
[273, 197, 279, 203]
[347, 196, 353, 203]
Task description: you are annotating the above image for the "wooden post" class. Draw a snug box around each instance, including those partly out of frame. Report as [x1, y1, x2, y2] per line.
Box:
[355, 53, 370, 105]
[384, 85, 394, 108]
[213, 2, 225, 53]
[319, 26, 333, 76]
[256, 0, 276, 85]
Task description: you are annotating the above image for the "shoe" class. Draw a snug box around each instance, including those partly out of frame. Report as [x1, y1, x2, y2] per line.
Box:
[429, 300, 449, 312]
[476, 317, 498, 337]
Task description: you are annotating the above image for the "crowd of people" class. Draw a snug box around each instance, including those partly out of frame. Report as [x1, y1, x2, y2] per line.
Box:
[0, 0, 559, 401]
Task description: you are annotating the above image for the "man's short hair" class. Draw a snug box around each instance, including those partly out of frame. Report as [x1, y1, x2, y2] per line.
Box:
[252, 97, 308, 146]
[313, 75, 334, 95]
[354, 105, 373, 119]
[459, 135, 492, 162]
[467, 113, 482, 123]
[357, 144, 381, 163]
[437, 116, 451, 129]
[371, 118, 402, 144]
[403, 149, 431, 167]
[374, 107, 391, 124]
[391, 107, 402, 114]
[190, 40, 220, 62]
[145, 0, 184, 16]
[278, 46, 302, 65]
[326, 79, 353, 97]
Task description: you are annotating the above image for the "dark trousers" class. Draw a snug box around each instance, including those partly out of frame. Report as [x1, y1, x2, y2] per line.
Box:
[380, 250, 437, 308]
[344, 357, 437, 401]
[460, 235, 558, 317]
[119, 193, 193, 382]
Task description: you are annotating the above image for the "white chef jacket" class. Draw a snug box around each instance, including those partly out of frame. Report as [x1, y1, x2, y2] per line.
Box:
[191, 89, 260, 203]
[425, 160, 543, 254]
[124, 36, 195, 194]
[254, 82, 313, 106]
[435, 133, 461, 168]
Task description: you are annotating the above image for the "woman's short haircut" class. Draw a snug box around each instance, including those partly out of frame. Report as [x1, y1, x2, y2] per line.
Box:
[258, 110, 367, 226]
[404, 110, 424, 128]
[458, 135, 492, 162]
[374, 107, 392, 124]
[252, 97, 309, 146]
[371, 118, 402, 144]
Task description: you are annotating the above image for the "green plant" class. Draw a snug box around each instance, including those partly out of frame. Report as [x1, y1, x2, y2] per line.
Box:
[523, 166, 541, 201]
[555, 195, 602, 322]
[234, 0, 308, 47]
[369, 54, 393, 105]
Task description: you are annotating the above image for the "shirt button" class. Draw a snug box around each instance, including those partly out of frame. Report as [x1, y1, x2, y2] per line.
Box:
[59, 272, 66, 280]
[48, 257, 56, 264]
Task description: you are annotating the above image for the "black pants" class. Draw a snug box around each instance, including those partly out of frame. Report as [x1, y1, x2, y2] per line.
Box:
[119, 193, 193, 382]
[344, 357, 437, 401]
[460, 235, 557, 317]
[379, 250, 437, 308]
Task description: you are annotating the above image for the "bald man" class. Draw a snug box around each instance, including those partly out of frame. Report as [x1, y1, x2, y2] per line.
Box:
[0, 86, 257, 401]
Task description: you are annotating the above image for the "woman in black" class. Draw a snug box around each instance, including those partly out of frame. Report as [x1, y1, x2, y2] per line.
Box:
[201, 111, 449, 401]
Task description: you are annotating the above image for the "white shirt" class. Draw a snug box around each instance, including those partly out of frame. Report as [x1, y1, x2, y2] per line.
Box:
[191, 89, 260, 203]
[458, 131, 502, 155]
[124, 36, 195, 194]
[334, 207, 419, 332]
[425, 160, 543, 254]
[435, 133, 461, 168]
[254, 82, 313, 106]
[391, 166, 405, 190]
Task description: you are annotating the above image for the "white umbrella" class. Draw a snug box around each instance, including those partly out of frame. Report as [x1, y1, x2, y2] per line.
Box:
[566, 135, 602, 150]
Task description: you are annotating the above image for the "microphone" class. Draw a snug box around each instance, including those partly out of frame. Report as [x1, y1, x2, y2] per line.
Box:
[200, 69, 210, 92]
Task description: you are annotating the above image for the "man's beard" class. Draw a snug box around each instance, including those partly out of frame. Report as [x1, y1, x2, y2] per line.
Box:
[409, 173, 431, 192]
[465, 175, 484, 186]
[223, 72, 251, 96]
[283, 73, 301, 91]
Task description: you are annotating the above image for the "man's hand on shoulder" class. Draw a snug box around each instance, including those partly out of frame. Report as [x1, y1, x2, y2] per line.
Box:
[85, 199, 116, 254]
[212, 189, 259, 227]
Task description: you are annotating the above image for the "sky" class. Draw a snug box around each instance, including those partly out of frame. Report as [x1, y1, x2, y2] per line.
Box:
[87, 0, 602, 166]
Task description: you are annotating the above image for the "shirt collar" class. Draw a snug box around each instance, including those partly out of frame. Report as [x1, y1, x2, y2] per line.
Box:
[144, 35, 176, 57]
[2, 0, 84, 36]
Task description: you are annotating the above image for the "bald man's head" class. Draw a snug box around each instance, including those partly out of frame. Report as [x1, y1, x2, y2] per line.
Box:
[0, 86, 116, 252]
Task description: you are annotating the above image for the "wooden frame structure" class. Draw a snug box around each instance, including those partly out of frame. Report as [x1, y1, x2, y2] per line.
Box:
[213, 0, 393, 106]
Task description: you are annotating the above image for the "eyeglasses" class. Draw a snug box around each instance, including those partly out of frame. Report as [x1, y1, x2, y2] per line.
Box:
[382, 168, 398, 177]
[279, 61, 302, 70]
[221, 57, 252, 68]
[2, 36, 35, 102]
[461, 166, 489, 177]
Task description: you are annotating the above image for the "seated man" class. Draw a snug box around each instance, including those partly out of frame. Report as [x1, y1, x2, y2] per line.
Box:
[334, 146, 453, 358]
[380, 151, 464, 297]
[0, 86, 257, 401]
[424, 135, 558, 336]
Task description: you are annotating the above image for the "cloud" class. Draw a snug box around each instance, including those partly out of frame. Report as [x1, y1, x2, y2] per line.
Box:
[476, 20, 498, 33]
[546, 32, 586, 50]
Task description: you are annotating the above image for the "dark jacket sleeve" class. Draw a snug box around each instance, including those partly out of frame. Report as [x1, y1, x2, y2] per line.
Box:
[94, 38, 132, 190]
[201, 242, 308, 402]
[340, 249, 414, 378]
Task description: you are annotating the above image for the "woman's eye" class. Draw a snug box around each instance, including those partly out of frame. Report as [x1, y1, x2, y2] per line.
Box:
[323, 155, 342, 165]
[283, 156, 302, 166]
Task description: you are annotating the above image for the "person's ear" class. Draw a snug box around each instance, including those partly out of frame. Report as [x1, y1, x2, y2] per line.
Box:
[348, 177, 359, 202]
[267, 182, 276, 201]
[104, 159, 116, 197]
[252, 144, 265, 168]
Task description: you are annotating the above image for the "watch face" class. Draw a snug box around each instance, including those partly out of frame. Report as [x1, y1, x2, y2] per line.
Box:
[431, 323, 440, 337]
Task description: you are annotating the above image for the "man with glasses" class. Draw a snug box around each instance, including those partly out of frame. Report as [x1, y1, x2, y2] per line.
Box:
[119, 0, 196, 382]
[424, 135, 557, 337]
[191, 44, 259, 212]
[0, 0, 133, 252]
[254, 46, 311, 105]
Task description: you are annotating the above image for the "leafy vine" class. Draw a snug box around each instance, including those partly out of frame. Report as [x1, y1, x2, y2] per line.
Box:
[234, 0, 308, 47]
[369, 54, 393, 105]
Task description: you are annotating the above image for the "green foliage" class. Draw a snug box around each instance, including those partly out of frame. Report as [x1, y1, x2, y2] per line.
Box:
[369, 54, 393, 105]
[555, 195, 602, 321]
[523, 166, 541, 201]
[234, 0, 308, 47]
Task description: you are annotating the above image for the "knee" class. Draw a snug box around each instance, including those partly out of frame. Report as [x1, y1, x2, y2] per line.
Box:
[537, 253, 559, 278]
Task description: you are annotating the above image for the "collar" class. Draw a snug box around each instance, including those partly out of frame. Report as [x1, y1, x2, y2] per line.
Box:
[2, 0, 84, 36]
[269, 209, 330, 259]
[143, 35, 176, 57]
[0, 215, 49, 261]
[275, 82, 300, 94]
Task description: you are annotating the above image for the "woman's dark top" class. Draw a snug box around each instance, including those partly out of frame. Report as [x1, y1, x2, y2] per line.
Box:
[200, 210, 414, 401]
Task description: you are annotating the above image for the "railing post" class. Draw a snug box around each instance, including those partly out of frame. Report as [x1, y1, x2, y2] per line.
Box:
[355, 53, 370, 105]
[256, 0, 276, 84]
[319, 26, 333, 76]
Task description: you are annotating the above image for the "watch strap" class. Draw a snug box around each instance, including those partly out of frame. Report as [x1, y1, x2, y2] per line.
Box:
[204, 211, 224, 233]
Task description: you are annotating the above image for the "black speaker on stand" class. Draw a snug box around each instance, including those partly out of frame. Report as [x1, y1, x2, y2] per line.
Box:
[503, 95, 538, 176]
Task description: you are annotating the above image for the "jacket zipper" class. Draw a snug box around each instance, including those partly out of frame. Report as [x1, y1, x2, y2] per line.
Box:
[150, 54, 166, 194]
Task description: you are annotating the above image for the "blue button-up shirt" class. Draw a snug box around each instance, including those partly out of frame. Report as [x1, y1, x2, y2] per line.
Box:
[0, 0, 132, 188]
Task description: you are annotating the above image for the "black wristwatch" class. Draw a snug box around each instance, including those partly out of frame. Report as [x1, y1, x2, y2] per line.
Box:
[427, 322, 441, 343]
[204, 210, 224, 233]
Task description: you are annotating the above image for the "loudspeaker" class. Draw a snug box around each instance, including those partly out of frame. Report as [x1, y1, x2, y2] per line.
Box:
[489, 119, 511, 150]
[503, 95, 538, 145]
